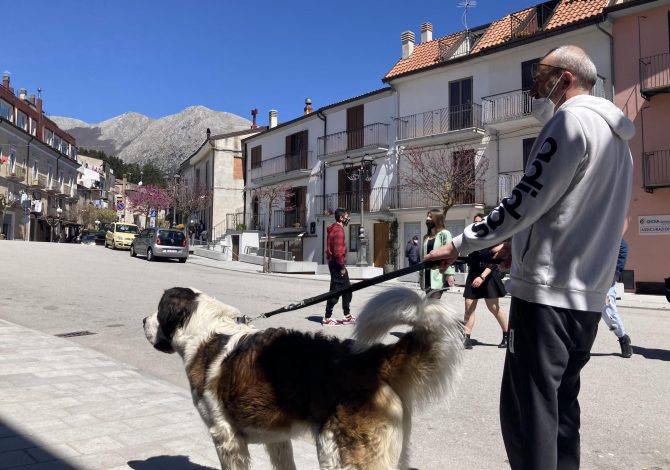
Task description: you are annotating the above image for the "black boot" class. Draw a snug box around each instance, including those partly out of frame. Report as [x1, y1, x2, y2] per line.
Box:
[464, 334, 473, 350]
[619, 334, 632, 358]
[498, 332, 509, 349]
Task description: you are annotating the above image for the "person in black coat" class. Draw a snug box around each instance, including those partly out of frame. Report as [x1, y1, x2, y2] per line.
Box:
[405, 235, 420, 267]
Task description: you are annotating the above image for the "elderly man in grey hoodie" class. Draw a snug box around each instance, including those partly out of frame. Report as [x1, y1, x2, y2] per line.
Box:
[425, 45, 634, 470]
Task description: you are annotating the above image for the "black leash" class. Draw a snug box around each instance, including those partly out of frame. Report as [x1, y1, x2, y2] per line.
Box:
[237, 256, 501, 325]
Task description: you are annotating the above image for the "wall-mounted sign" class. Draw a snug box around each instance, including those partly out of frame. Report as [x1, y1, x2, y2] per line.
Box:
[638, 215, 670, 235]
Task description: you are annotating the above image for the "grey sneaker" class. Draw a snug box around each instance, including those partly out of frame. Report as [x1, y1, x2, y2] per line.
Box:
[618, 334, 632, 358]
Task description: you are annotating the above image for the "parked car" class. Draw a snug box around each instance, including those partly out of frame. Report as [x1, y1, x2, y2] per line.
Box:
[105, 222, 139, 250]
[93, 230, 106, 245]
[130, 228, 188, 262]
[80, 234, 96, 246]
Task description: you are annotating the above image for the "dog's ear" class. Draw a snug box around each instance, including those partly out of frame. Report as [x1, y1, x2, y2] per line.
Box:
[157, 287, 199, 341]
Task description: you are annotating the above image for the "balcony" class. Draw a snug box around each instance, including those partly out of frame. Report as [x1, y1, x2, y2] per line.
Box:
[250, 151, 313, 184]
[498, 171, 524, 202]
[28, 174, 47, 189]
[315, 184, 482, 214]
[57, 184, 72, 197]
[643, 149, 670, 191]
[3, 166, 26, 182]
[272, 207, 307, 231]
[315, 187, 395, 215]
[640, 52, 670, 99]
[397, 103, 484, 144]
[483, 78, 606, 130]
[317, 123, 389, 159]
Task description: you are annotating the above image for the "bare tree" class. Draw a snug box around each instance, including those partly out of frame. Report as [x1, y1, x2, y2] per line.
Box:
[252, 184, 295, 273]
[401, 144, 490, 217]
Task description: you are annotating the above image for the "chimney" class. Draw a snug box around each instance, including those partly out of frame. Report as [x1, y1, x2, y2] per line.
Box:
[2, 72, 8, 89]
[29, 94, 36, 106]
[421, 22, 433, 43]
[304, 98, 313, 115]
[19, 88, 27, 100]
[251, 108, 258, 128]
[401, 31, 415, 60]
[269, 109, 278, 129]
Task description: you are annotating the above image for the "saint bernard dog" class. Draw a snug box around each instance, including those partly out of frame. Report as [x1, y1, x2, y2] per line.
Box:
[143, 286, 463, 470]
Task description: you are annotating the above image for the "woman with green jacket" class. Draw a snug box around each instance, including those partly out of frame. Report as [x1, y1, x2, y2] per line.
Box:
[421, 209, 455, 299]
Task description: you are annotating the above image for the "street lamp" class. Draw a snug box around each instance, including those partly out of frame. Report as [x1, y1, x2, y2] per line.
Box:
[171, 173, 181, 227]
[343, 154, 377, 266]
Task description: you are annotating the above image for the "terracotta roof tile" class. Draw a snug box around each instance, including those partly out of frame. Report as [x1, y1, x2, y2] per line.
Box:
[384, 0, 608, 80]
[384, 32, 462, 79]
[545, 0, 608, 30]
[472, 7, 536, 53]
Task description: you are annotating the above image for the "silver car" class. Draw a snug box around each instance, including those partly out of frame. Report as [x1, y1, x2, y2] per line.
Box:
[130, 228, 188, 263]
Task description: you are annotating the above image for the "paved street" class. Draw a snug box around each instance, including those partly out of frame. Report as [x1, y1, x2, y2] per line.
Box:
[1, 241, 669, 469]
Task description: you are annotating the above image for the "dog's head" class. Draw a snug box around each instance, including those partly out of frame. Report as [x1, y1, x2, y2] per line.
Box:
[143, 287, 244, 355]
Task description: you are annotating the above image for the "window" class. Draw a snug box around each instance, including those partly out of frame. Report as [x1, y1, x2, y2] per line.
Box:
[53, 135, 61, 151]
[349, 224, 360, 252]
[523, 138, 536, 169]
[8, 146, 16, 171]
[250, 145, 262, 169]
[29, 118, 37, 136]
[47, 166, 53, 188]
[285, 131, 308, 171]
[32, 161, 38, 181]
[44, 128, 54, 146]
[16, 110, 28, 131]
[346, 105, 364, 150]
[449, 77, 473, 129]
[452, 149, 476, 204]
[0, 100, 12, 121]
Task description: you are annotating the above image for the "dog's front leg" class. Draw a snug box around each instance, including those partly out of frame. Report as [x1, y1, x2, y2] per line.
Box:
[265, 440, 297, 470]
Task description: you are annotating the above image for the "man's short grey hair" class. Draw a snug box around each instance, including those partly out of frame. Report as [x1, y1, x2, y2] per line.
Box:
[545, 45, 598, 89]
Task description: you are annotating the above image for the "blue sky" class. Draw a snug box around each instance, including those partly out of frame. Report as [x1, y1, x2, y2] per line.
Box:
[6, 0, 540, 125]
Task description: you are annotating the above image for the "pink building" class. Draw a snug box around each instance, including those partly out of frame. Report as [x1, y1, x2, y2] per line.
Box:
[608, 0, 670, 294]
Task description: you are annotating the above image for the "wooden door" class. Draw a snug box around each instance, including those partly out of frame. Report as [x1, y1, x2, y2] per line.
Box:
[522, 58, 540, 114]
[232, 235, 239, 261]
[373, 222, 390, 268]
[347, 105, 364, 150]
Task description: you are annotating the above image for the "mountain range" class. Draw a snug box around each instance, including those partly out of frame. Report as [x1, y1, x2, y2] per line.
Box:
[52, 106, 251, 171]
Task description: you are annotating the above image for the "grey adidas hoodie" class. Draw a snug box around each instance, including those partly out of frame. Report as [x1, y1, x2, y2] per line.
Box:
[454, 95, 634, 312]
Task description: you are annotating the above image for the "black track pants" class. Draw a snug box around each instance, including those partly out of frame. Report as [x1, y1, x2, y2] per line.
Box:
[500, 297, 600, 470]
[325, 262, 351, 318]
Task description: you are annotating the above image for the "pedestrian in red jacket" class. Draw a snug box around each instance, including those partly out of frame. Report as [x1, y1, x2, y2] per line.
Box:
[323, 208, 355, 326]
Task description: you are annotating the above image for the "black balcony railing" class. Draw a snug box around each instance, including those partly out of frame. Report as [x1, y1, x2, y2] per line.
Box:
[272, 207, 307, 229]
[398, 103, 483, 140]
[483, 78, 606, 125]
[482, 90, 533, 125]
[315, 187, 395, 215]
[640, 52, 670, 97]
[315, 184, 482, 214]
[250, 151, 313, 181]
[317, 123, 389, 158]
[643, 149, 670, 190]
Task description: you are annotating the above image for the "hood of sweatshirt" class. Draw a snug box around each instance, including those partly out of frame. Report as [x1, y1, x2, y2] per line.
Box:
[559, 94, 636, 141]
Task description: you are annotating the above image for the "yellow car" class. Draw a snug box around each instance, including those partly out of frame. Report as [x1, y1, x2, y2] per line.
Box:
[105, 222, 139, 250]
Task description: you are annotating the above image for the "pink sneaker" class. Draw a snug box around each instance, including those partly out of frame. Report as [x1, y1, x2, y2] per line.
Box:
[341, 314, 356, 325]
[322, 318, 342, 326]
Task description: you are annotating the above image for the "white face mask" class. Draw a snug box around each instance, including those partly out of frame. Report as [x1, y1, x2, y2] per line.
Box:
[531, 72, 565, 125]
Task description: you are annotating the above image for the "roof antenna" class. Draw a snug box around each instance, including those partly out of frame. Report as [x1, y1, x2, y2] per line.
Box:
[458, 0, 477, 32]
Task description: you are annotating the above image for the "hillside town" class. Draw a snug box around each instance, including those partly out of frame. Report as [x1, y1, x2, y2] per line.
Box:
[1, 0, 667, 294]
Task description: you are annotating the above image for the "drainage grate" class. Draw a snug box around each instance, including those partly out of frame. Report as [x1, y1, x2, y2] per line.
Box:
[55, 330, 97, 338]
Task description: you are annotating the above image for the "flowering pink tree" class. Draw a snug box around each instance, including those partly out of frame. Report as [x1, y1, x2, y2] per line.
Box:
[128, 184, 172, 227]
[166, 178, 212, 228]
[401, 144, 489, 217]
[253, 184, 295, 273]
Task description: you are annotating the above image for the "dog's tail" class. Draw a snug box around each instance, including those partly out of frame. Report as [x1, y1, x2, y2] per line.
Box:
[353, 287, 464, 405]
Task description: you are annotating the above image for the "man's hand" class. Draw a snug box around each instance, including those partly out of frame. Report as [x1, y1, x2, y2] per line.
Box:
[340, 268, 347, 276]
[423, 242, 459, 272]
[471, 276, 484, 288]
[490, 243, 511, 270]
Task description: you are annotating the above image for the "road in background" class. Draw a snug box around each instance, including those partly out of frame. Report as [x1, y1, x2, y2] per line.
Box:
[1, 242, 668, 469]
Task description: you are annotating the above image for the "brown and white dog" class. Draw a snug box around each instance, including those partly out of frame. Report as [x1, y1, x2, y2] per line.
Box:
[143, 286, 463, 470]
